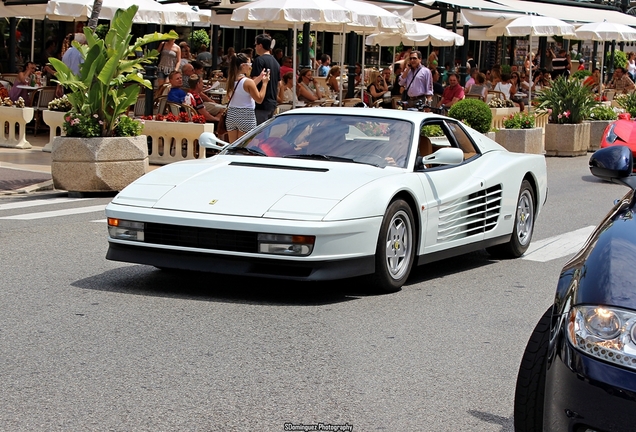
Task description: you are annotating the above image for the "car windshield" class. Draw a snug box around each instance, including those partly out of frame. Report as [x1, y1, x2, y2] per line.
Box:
[223, 114, 414, 168]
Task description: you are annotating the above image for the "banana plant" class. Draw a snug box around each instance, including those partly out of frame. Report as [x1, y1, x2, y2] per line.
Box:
[50, 5, 177, 137]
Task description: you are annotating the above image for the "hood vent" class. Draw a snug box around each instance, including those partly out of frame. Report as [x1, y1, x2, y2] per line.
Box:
[229, 162, 328, 172]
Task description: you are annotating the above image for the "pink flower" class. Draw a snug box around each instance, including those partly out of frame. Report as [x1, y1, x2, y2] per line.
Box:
[557, 114, 563, 119]
[547, 109, 553, 115]
[564, 111, 570, 118]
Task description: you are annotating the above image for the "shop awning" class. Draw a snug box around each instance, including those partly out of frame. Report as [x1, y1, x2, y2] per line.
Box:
[489, 0, 636, 26]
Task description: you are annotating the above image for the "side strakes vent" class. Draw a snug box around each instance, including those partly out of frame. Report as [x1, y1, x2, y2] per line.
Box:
[437, 184, 502, 243]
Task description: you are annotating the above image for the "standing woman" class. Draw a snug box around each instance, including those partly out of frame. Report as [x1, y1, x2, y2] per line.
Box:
[226, 53, 270, 143]
[157, 38, 181, 86]
[628, 52, 636, 82]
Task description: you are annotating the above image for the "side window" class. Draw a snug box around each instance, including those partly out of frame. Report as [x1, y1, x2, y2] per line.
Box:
[446, 121, 479, 160]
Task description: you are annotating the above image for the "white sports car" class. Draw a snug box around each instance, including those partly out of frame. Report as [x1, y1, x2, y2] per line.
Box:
[105, 108, 547, 292]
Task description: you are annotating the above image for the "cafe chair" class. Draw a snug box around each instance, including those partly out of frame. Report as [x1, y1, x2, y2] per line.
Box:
[31, 86, 57, 137]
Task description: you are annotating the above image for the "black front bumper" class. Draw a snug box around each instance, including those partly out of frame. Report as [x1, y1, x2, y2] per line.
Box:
[543, 341, 636, 432]
[106, 241, 375, 281]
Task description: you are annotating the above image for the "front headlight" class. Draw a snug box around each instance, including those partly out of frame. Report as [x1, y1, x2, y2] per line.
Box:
[108, 218, 145, 241]
[568, 305, 636, 370]
[258, 234, 315, 256]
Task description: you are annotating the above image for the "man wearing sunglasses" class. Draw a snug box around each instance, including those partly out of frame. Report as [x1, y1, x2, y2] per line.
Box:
[398, 50, 433, 108]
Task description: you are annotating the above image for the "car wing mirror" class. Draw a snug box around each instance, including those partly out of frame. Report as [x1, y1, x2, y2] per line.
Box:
[422, 147, 464, 165]
[198, 132, 229, 153]
[590, 146, 636, 189]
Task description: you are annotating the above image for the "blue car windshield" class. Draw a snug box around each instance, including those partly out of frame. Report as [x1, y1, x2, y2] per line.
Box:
[224, 114, 414, 168]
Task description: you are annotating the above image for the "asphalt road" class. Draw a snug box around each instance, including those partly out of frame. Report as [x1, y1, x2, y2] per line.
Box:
[0, 154, 625, 431]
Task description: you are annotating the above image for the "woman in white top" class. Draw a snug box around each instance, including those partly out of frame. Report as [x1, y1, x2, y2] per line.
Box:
[494, 73, 513, 100]
[628, 52, 636, 82]
[226, 53, 270, 143]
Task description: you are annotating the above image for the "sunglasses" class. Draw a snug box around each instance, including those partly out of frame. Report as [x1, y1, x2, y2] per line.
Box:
[409, 57, 419, 60]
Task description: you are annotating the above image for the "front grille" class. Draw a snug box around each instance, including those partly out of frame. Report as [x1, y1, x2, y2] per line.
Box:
[145, 223, 258, 253]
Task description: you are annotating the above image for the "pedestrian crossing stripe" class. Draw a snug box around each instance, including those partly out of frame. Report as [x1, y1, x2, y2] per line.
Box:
[0, 204, 106, 220]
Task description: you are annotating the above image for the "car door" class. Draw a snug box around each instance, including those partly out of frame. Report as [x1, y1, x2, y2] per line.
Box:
[415, 119, 488, 256]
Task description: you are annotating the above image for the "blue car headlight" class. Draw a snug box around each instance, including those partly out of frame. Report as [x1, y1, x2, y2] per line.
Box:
[568, 305, 636, 370]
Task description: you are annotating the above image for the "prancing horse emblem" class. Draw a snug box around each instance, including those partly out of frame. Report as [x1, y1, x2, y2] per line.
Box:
[209, 199, 218, 205]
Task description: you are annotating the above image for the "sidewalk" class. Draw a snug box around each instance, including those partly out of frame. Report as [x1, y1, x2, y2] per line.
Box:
[0, 134, 53, 195]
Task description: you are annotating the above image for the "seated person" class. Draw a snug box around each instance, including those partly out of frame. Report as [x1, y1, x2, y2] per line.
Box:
[277, 72, 297, 104]
[167, 71, 187, 103]
[184, 74, 221, 123]
[439, 73, 465, 108]
[606, 67, 635, 94]
[327, 66, 341, 94]
[367, 71, 389, 106]
[432, 68, 444, 97]
[8, 61, 37, 105]
[181, 63, 194, 88]
[466, 72, 488, 101]
[297, 68, 322, 103]
[391, 63, 404, 98]
[494, 73, 513, 100]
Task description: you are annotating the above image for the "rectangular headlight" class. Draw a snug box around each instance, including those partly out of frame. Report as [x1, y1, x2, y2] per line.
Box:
[108, 218, 145, 242]
[258, 234, 315, 256]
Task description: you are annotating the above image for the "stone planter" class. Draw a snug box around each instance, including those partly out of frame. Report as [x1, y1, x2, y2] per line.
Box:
[0, 105, 34, 149]
[42, 110, 68, 153]
[544, 122, 590, 157]
[586, 120, 613, 152]
[142, 120, 215, 165]
[490, 107, 519, 130]
[495, 127, 544, 154]
[51, 135, 148, 193]
[484, 131, 496, 141]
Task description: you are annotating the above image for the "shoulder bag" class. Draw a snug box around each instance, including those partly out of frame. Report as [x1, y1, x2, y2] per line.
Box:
[216, 79, 241, 137]
[401, 66, 421, 102]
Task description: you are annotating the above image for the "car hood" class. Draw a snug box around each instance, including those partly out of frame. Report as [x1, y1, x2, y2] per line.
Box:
[114, 156, 396, 220]
[611, 119, 636, 143]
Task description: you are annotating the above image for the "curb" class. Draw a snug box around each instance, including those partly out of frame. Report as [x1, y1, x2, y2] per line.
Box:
[0, 180, 55, 196]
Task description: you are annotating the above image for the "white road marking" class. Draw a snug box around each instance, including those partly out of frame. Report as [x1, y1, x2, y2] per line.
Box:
[0, 197, 94, 211]
[522, 226, 596, 262]
[91, 219, 107, 223]
[0, 205, 107, 220]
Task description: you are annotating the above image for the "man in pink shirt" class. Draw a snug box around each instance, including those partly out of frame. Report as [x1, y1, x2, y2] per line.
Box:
[440, 73, 465, 108]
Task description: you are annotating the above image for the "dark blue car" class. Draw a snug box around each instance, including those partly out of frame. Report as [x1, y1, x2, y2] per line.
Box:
[514, 146, 636, 432]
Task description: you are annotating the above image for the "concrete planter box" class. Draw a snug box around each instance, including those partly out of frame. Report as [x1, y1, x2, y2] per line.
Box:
[495, 127, 544, 154]
[142, 120, 215, 165]
[51, 135, 148, 193]
[545, 122, 590, 157]
[42, 110, 68, 152]
[484, 131, 496, 141]
[0, 105, 34, 149]
[490, 107, 519, 130]
[587, 120, 613, 152]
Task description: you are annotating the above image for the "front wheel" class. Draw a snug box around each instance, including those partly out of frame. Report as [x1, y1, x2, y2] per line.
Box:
[372, 199, 416, 293]
[514, 307, 551, 432]
[488, 179, 535, 258]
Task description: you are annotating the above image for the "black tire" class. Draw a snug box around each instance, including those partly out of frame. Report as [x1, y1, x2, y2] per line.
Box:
[513, 306, 551, 432]
[372, 199, 416, 293]
[488, 179, 535, 258]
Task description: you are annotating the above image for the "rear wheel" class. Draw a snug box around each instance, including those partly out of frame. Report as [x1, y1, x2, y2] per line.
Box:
[372, 199, 416, 293]
[488, 179, 535, 258]
[514, 307, 551, 432]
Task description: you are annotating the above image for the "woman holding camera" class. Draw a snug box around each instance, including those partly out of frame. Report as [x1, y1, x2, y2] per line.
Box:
[226, 53, 270, 143]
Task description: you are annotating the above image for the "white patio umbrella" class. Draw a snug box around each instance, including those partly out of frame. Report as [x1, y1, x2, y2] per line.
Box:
[366, 21, 464, 47]
[45, 0, 195, 25]
[232, 0, 352, 108]
[570, 21, 636, 82]
[486, 16, 576, 104]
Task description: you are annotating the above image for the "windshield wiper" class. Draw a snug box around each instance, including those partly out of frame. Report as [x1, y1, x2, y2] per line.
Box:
[225, 146, 267, 156]
[284, 154, 380, 167]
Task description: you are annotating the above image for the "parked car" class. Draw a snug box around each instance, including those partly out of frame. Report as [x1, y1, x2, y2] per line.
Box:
[514, 145, 636, 432]
[600, 116, 636, 169]
[105, 108, 547, 292]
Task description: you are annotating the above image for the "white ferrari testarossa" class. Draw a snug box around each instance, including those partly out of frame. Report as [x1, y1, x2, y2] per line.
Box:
[105, 108, 547, 292]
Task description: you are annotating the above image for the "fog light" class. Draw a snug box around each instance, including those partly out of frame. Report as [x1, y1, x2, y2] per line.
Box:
[258, 234, 315, 256]
[108, 218, 145, 241]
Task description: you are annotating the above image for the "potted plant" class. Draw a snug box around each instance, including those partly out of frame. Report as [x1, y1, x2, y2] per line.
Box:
[587, 105, 618, 151]
[448, 99, 493, 134]
[536, 76, 598, 156]
[0, 96, 33, 149]
[488, 97, 518, 130]
[48, 5, 177, 194]
[495, 111, 543, 154]
[42, 95, 72, 152]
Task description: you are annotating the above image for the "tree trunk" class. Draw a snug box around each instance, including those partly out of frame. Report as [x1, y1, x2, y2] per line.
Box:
[87, 0, 103, 31]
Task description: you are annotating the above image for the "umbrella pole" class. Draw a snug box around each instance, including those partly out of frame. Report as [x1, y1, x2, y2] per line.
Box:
[293, 23, 297, 110]
[340, 25, 345, 105]
[361, 31, 366, 105]
[31, 19, 35, 62]
[528, 35, 532, 113]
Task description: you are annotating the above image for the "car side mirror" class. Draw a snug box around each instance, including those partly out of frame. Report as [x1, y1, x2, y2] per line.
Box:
[590, 146, 636, 189]
[198, 132, 229, 153]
